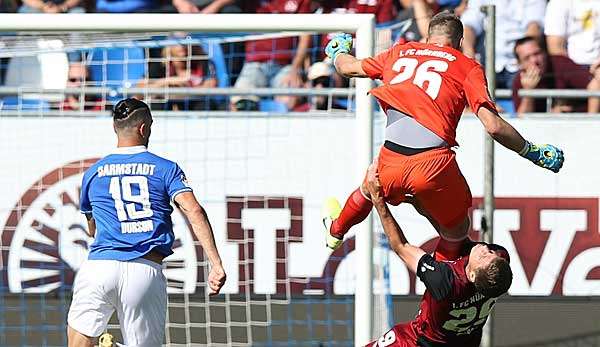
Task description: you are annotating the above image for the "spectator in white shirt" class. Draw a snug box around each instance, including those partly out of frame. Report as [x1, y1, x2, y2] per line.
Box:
[461, 0, 546, 89]
[545, 0, 600, 67]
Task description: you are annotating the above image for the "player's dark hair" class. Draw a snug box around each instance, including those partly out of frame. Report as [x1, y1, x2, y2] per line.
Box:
[112, 98, 152, 130]
[474, 257, 513, 298]
[513, 36, 543, 61]
[428, 11, 463, 48]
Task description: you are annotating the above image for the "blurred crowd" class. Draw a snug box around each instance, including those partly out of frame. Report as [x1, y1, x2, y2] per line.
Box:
[1, 0, 599, 115]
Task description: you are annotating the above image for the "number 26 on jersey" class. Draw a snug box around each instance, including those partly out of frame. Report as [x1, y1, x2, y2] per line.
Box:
[389, 58, 448, 100]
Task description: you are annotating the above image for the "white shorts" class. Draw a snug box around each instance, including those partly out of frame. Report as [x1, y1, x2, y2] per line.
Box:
[68, 258, 167, 347]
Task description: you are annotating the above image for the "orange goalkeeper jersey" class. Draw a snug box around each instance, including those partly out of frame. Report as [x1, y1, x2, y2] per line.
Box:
[361, 41, 496, 147]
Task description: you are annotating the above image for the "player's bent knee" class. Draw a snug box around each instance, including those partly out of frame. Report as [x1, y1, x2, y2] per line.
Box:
[439, 216, 470, 241]
[67, 325, 96, 347]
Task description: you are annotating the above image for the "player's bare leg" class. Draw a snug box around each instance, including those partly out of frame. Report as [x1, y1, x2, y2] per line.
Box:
[67, 325, 96, 347]
[434, 217, 472, 261]
[406, 195, 471, 261]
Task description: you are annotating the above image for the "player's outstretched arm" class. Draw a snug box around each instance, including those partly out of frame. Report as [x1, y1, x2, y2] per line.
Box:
[175, 191, 226, 295]
[476, 106, 564, 173]
[365, 161, 426, 273]
[325, 33, 368, 78]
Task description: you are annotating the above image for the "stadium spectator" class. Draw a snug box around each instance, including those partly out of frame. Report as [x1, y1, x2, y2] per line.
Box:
[429, 0, 467, 15]
[545, 0, 600, 67]
[316, 0, 398, 58]
[0, 0, 15, 84]
[230, 78, 260, 111]
[95, 0, 216, 13]
[175, 0, 241, 13]
[461, 0, 546, 89]
[139, 44, 218, 110]
[392, 0, 468, 45]
[19, 0, 84, 13]
[59, 61, 103, 111]
[0, 0, 17, 12]
[394, 0, 433, 43]
[231, 0, 315, 109]
[316, 0, 396, 23]
[306, 60, 346, 110]
[513, 36, 600, 115]
[275, 92, 311, 112]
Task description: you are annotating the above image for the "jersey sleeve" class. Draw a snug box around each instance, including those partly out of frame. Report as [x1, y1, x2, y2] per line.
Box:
[361, 46, 393, 80]
[463, 65, 498, 114]
[165, 163, 193, 201]
[416, 254, 454, 301]
[79, 170, 93, 215]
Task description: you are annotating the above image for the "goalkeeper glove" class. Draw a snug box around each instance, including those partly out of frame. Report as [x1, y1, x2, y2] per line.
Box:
[519, 141, 564, 173]
[325, 33, 353, 64]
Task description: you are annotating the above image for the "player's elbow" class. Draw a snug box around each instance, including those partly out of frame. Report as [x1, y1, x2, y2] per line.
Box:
[485, 118, 502, 137]
[183, 203, 207, 222]
[479, 109, 503, 137]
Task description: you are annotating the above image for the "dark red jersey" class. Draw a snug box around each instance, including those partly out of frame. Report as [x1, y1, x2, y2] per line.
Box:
[412, 243, 509, 346]
[361, 41, 497, 147]
[320, 0, 396, 23]
[368, 242, 509, 347]
[244, 0, 314, 65]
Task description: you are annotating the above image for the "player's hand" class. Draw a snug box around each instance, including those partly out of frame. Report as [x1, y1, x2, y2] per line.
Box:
[325, 33, 353, 63]
[519, 141, 564, 173]
[365, 158, 384, 205]
[207, 264, 226, 295]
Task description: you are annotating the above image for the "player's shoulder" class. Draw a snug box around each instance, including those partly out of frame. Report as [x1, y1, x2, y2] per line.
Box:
[142, 151, 181, 171]
[385, 40, 427, 54]
[445, 46, 481, 71]
[82, 159, 102, 181]
[404, 42, 480, 66]
[83, 154, 114, 179]
[417, 254, 456, 300]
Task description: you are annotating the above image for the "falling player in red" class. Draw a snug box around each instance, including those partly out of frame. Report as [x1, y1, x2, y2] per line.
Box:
[364, 162, 512, 347]
[322, 12, 564, 260]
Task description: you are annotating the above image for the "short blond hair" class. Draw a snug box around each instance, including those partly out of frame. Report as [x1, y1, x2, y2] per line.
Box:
[428, 11, 464, 48]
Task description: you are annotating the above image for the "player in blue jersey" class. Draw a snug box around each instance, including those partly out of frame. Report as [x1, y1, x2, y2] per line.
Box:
[67, 98, 226, 347]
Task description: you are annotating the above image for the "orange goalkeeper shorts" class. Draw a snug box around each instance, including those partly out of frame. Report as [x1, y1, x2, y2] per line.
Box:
[376, 145, 472, 229]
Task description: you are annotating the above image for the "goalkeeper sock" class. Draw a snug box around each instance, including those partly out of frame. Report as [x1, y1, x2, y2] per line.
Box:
[434, 235, 470, 261]
[331, 188, 372, 238]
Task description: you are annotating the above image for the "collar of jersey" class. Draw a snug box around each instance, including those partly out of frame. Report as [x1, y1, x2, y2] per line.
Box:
[113, 145, 147, 155]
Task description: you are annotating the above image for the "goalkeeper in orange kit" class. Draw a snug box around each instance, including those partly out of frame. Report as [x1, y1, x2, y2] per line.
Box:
[322, 12, 564, 261]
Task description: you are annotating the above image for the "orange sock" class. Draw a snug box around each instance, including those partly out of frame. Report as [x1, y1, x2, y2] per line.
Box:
[330, 188, 372, 238]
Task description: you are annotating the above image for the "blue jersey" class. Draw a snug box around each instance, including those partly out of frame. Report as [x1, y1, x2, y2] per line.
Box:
[80, 146, 192, 261]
